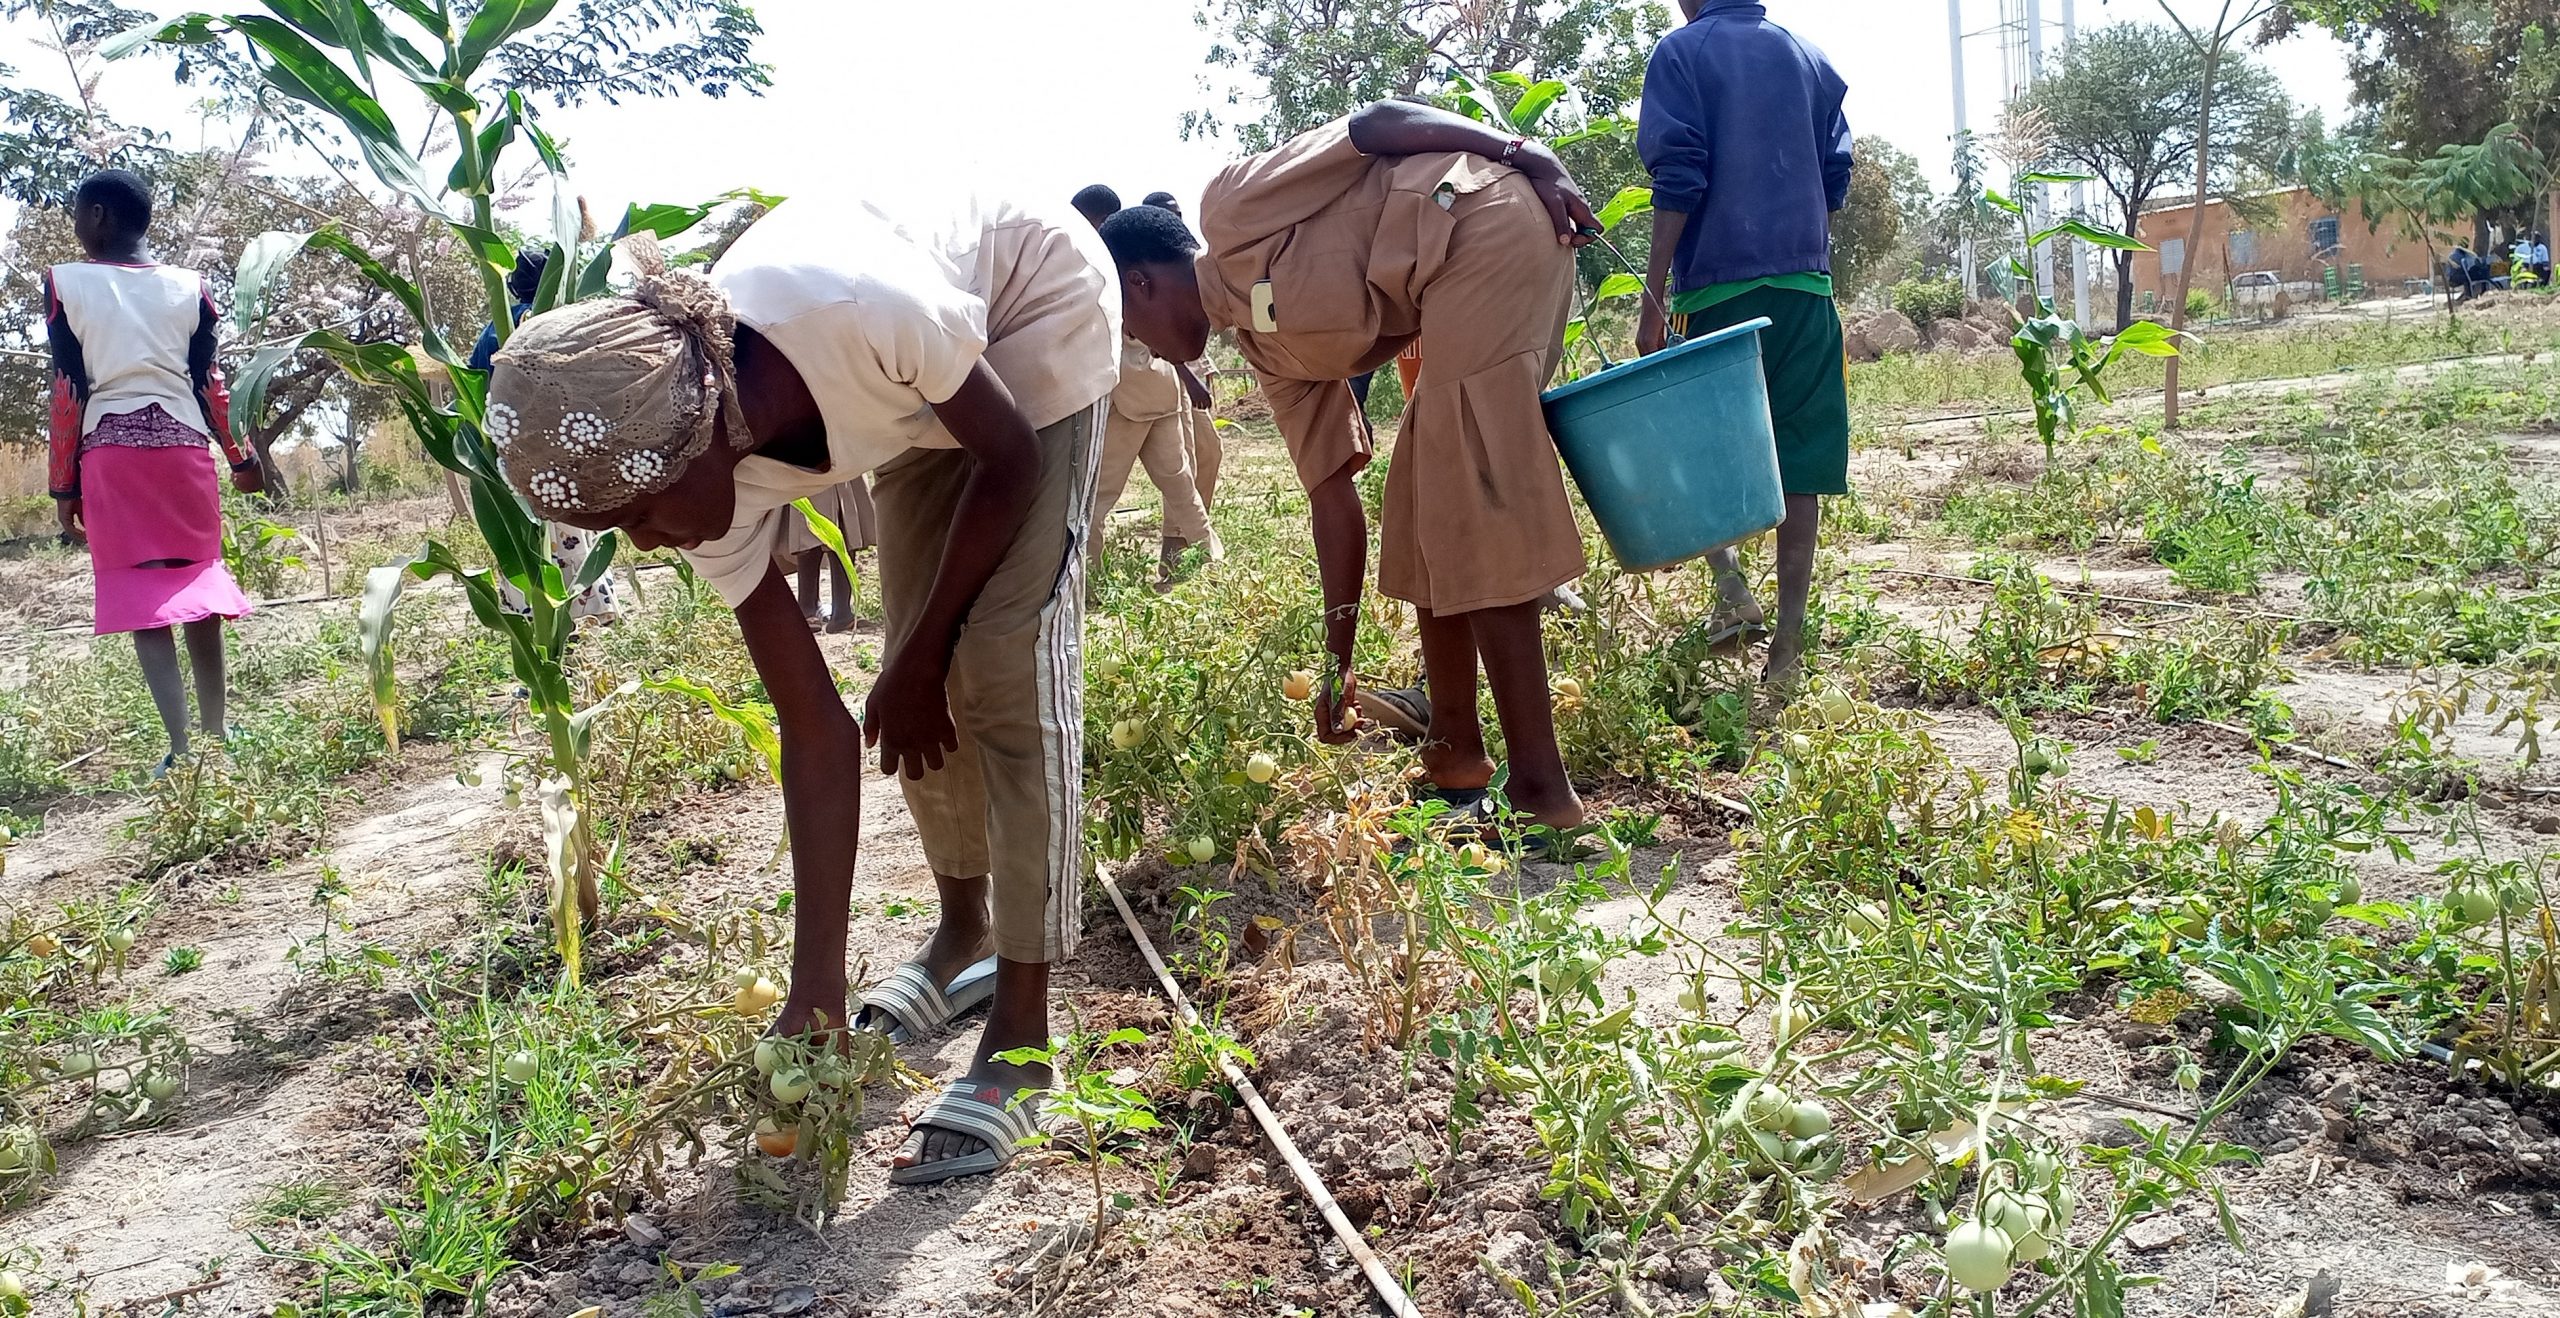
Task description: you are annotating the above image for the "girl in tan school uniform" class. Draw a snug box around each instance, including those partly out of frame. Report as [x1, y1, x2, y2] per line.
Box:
[1101, 101, 1601, 833]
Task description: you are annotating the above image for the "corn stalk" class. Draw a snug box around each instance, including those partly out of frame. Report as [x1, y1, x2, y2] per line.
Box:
[106, 1, 731, 982]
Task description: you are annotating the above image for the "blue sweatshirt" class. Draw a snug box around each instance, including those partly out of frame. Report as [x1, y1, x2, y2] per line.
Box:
[1637, 0, 1853, 293]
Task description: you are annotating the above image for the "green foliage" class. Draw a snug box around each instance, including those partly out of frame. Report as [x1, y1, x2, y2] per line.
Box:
[1187, 0, 1664, 154]
[999, 1026, 1162, 1246]
[1982, 180, 2182, 460]
[1834, 137, 1937, 300]
[1890, 276, 1965, 327]
[115, 1, 763, 984]
[2016, 21, 2292, 326]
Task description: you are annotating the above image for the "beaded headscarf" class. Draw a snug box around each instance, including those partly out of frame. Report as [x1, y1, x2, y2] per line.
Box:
[485, 236, 750, 517]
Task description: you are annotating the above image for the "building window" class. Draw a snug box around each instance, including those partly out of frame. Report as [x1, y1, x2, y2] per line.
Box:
[2230, 231, 2258, 268]
[2160, 237, 2185, 276]
[2310, 216, 2341, 253]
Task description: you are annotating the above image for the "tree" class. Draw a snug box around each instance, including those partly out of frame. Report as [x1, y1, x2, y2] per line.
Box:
[2106, 0, 2438, 427]
[1832, 137, 1935, 302]
[2346, 123, 2547, 313]
[2018, 22, 2291, 329]
[1188, 0, 1668, 153]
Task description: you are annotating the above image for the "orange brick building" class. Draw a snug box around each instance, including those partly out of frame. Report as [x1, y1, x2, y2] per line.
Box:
[2129, 186, 2437, 304]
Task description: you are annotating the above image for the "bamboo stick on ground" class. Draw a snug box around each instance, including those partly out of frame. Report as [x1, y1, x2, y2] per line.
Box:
[1095, 862, 1423, 1318]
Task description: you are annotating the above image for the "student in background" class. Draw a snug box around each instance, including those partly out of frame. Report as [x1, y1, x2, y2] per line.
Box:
[1071, 183, 1122, 229]
[47, 169, 264, 776]
[772, 478, 876, 632]
[1084, 191, 1219, 586]
[1637, 0, 1855, 686]
[1139, 191, 1226, 520]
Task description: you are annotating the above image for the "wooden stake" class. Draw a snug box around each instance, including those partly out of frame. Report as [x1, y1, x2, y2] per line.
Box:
[1095, 863, 1422, 1318]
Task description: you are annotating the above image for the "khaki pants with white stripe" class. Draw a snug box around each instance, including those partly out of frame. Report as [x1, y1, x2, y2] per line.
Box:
[872, 398, 1102, 965]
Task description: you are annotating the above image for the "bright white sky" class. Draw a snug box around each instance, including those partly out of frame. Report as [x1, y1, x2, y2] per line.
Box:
[1, 0, 2356, 234]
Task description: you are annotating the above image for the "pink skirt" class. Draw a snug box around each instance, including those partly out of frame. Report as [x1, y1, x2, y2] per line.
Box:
[83, 442, 254, 636]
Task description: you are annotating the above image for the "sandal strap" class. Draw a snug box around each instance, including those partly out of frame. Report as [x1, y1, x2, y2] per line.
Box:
[860, 961, 951, 1038]
[911, 1081, 1042, 1153]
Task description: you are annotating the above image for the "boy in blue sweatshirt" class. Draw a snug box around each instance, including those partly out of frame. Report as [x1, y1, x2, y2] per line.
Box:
[1636, 0, 1852, 684]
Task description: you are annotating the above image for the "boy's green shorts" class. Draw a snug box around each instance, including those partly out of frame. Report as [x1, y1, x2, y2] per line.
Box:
[1671, 287, 1851, 497]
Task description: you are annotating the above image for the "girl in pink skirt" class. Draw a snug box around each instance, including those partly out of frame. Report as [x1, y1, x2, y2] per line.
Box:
[46, 170, 265, 777]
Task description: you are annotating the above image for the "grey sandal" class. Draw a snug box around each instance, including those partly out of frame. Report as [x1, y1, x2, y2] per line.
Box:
[888, 1080, 1044, 1185]
[857, 955, 1000, 1044]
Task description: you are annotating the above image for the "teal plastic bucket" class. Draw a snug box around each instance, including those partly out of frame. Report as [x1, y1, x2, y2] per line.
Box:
[1542, 317, 1782, 572]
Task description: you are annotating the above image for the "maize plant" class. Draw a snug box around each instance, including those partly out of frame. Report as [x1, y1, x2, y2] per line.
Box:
[108, 1, 743, 982]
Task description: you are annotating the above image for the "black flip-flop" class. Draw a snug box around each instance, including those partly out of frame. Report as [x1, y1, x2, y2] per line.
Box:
[1358, 684, 1431, 739]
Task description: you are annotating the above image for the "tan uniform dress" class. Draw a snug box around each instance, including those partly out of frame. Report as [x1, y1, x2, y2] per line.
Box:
[1196, 116, 1583, 614]
[1091, 336, 1211, 548]
[770, 477, 880, 567]
[1182, 356, 1222, 510]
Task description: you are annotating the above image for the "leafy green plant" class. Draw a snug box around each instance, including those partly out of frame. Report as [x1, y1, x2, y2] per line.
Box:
[113, 1, 760, 984]
[998, 1026, 1163, 1247]
[221, 512, 307, 600]
[1891, 276, 1966, 327]
[1984, 175, 2183, 461]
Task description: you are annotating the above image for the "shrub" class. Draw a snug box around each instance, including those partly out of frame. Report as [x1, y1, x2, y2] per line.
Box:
[1891, 277, 1966, 326]
[2185, 286, 2217, 321]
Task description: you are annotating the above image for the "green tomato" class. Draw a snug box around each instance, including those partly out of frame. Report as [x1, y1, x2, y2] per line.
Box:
[1187, 836, 1217, 865]
[0, 1272, 22, 1300]
[142, 1070, 180, 1103]
[55, 1052, 95, 1079]
[2501, 883, 2539, 919]
[0, 1133, 24, 1171]
[1984, 1188, 2054, 1263]
[1769, 997, 1811, 1048]
[753, 1039, 784, 1077]
[2336, 875, 2363, 907]
[1784, 734, 1815, 760]
[2301, 891, 2334, 924]
[2049, 1183, 2078, 1227]
[1244, 752, 1279, 784]
[1092, 658, 1123, 680]
[770, 1067, 814, 1104]
[1812, 689, 1856, 725]
[1109, 719, 1146, 751]
[106, 928, 135, 954]
[1844, 901, 1889, 938]
[1787, 1099, 1832, 1139]
[1740, 1082, 1794, 1133]
[1943, 1220, 2016, 1293]
[2453, 885, 2500, 926]
[502, 1051, 538, 1085]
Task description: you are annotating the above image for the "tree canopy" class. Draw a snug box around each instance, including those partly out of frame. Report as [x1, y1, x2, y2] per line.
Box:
[2017, 21, 2292, 326]
[1188, 0, 1667, 153]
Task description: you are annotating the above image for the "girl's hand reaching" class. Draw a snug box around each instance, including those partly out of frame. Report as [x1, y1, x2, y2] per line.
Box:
[56, 498, 84, 546]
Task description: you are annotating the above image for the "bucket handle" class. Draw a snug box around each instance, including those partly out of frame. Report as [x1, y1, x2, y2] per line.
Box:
[1572, 228, 1677, 372]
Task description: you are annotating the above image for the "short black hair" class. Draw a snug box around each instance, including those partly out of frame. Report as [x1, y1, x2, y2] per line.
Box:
[1098, 203, 1199, 270]
[507, 250, 550, 303]
[1142, 191, 1179, 209]
[1071, 184, 1122, 223]
[75, 169, 152, 235]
